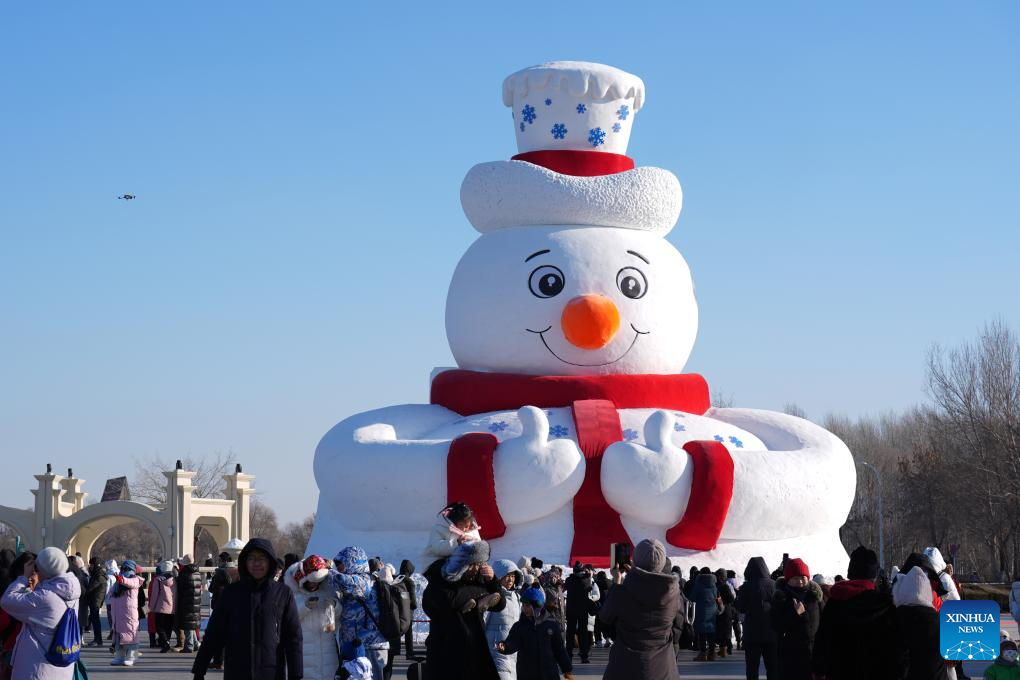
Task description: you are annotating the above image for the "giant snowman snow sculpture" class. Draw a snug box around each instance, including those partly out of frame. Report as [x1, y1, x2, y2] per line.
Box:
[308, 62, 856, 575]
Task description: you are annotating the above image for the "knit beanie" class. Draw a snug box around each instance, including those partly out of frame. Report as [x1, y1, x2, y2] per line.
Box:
[632, 538, 667, 573]
[35, 547, 69, 579]
[784, 558, 810, 580]
[847, 546, 880, 580]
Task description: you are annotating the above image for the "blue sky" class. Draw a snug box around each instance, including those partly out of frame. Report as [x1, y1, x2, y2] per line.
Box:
[1, 3, 1017, 524]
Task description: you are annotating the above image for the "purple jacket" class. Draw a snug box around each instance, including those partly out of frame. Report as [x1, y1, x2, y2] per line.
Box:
[1, 573, 81, 680]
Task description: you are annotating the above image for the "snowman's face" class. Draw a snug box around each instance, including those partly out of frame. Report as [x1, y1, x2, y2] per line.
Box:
[445, 226, 698, 376]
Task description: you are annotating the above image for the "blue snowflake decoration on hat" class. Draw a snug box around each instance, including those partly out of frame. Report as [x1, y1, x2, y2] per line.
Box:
[520, 122, 525, 132]
[489, 421, 509, 433]
[612, 123, 621, 133]
[551, 123, 567, 139]
[713, 435, 725, 442]
[588, 127, 606, 148]
[576, 103, 587, 114]
[674, 422, 686, 432]
[728, 436, 744, 448]
[521, 104, 537, 124]
[544, 98, 552, 106]
[623, 428, 640, 441]
[617, 104, 630, 120]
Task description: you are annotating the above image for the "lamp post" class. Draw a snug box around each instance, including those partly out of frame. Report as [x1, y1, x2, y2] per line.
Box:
[858, 461, 885, 572]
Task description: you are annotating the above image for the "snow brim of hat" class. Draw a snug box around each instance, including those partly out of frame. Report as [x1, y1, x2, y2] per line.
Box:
[460, 160, 682, 235]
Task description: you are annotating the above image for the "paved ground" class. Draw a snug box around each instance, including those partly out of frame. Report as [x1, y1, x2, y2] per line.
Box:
[78, 641, 999, 679]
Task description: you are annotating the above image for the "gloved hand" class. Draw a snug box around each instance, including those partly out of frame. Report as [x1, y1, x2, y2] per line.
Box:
[564, 673, 575, 680]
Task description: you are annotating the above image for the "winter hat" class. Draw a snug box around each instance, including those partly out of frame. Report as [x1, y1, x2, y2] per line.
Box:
[179, 554, 193, 566]
[218, 551, 230, 561]
[159, 560, 174, 574]
[573, 563, 584, 575]
[121, 560, 138, 576]
[341, 638, 367, 661]
[35, 547, 69, 579]
[783, 558, 810, 580]
[633, 538, 667, 573]
[1002, 640, 1018, 653]
[521, 586, 546, 610]
[892, 567, 934, 608]
[295, 555, 329, 588]
[442, 540, 491, 582]
[1002, 630, 1011, 642]
[847, 546, 880, 580]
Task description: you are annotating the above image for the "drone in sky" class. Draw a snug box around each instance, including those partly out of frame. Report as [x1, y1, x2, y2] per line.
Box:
[117, 194, 136, 201]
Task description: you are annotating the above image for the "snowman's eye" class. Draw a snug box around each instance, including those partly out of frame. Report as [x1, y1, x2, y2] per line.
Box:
[617, 267, 648, 299]
[528, 265, 565, 298]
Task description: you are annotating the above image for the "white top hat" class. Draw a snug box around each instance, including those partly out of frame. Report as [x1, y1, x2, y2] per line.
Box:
[504, 62, 644, 156]
[461, 62, 681, 235]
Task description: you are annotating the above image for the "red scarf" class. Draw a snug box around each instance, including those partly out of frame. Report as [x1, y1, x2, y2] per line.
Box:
[431, 370, 735, 566]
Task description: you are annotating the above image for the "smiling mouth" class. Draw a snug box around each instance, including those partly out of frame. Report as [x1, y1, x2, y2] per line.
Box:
[526, 324, 649, 367]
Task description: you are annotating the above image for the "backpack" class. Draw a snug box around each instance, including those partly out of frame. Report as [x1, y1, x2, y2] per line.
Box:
[356, 580, 412, 640]
[31, 602, 81, 667]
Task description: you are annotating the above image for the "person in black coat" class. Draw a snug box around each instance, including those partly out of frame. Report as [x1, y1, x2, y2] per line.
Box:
[422, 540, 505, 680]
[192, 537, 302, 680]
[497, 586, 572, 680]
[176, 556, 204, 652]
[83, 557, 108, 647]
[770, 558, 821, 680]
[892, 566, 949, 680]
[812, 547, 898, 680]
[735, 557, 777, 680]
[563, 563, 597, 663]
[396, 559, 419, 661]
[714, 568, 736, 657]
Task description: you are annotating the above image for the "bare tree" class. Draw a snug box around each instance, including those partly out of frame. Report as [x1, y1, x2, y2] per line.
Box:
[277, 514, 316, 558]
[131, 451, 238, 507]
[249, 496, 282, 547]
[711, 390, 735, 408]
[783, 403, 807, 419]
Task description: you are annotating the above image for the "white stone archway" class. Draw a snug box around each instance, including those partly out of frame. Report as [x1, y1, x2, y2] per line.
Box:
[0, 464, 255, 561]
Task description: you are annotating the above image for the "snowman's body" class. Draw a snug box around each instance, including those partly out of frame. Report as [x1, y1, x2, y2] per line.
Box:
[310, 399, 854, 575]
[308, 62, 856, 576]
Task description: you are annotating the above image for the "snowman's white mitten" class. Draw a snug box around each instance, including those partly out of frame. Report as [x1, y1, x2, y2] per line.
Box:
[601, 410, 693, 526]
[493, 406, 586, 525]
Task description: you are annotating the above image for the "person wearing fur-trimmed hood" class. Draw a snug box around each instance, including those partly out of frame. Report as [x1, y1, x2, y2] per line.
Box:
[485, 559, 524, 680]
[284, 556, 338, 680]
[422, 540, 505, 680]
[922, 547, 960, 601]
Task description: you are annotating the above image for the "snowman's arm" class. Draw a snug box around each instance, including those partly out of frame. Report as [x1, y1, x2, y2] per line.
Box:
[313, 404, 463, 533]
[707, 407, 857, 541]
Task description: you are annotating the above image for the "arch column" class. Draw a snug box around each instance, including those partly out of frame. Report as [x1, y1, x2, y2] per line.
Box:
[223, 468, 254, 545]
[30, 468, 63, 553]
[165, 468, 196, 558]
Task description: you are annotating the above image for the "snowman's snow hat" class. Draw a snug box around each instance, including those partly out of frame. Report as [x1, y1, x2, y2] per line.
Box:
[461, 61, 682, 236]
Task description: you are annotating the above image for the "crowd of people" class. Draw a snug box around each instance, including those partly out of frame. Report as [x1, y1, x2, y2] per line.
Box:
[0, 500, 1017, 680]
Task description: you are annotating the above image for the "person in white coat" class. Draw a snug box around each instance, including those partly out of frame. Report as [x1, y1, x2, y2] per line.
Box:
[284, 555, 339, 680]
[486, 559, 523, 680]
[923, 547, 960, 600]
[102, 559, 118, 643]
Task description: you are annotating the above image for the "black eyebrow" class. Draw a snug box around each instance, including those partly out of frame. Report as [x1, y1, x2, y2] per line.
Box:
[627, 250, 650, 264]
[525, 249, 551, 262]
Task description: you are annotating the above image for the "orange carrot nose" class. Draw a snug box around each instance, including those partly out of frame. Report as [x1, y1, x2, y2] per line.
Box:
[561, 295, 621, 349]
